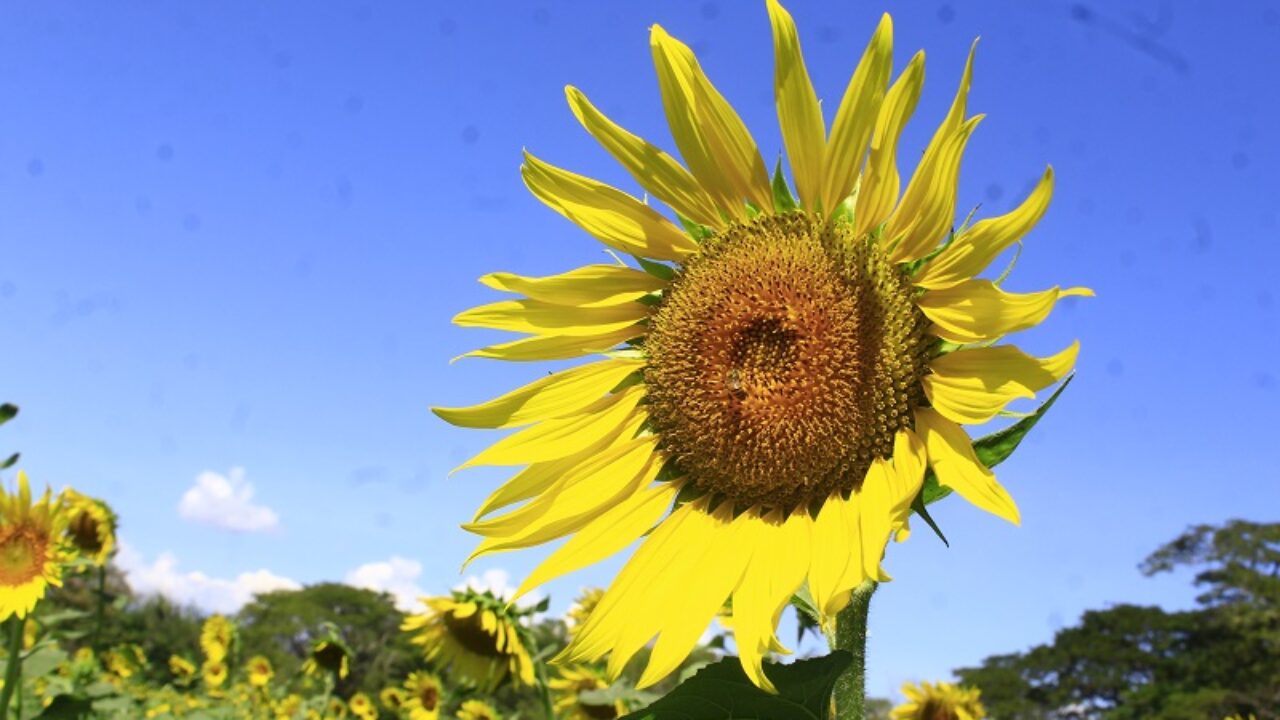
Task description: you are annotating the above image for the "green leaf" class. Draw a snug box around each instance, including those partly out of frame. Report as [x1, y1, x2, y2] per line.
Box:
[31, 695, 92, 720]
[0, 453, 17, 470]
[0, 404, 17, 425]
[22, 646, 68, 678]
[619, 652, 851, 720]
[771, 158, 798, 213]
[920, 375, 1074, 506]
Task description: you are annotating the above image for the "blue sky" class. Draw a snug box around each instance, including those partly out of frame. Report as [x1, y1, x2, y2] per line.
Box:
[1, 0, 1277, 701]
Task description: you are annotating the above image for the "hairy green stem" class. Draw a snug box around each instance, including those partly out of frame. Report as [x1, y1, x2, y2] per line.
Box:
[94, 565, 106, 650]
[0, 618, 24, 719]
[832, 580, 877, 720]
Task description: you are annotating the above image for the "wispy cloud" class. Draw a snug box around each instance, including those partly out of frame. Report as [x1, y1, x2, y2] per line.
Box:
[178, 467, 279, 532]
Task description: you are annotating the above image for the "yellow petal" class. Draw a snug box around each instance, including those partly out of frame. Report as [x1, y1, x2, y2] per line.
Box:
[432, 358, 641, 429]
[513, 481, 680, 601]
[824, 14, 893, 216]
[565, 86, 723, 229]
[923, 341, 1079, 424]
[463, 435, 662, 562]
[455, 326, 642, 363]
[917, 280, 1094, 343]
[854, 52, 924, 238]
[480, 265, 664, 307]
[650, 25, 772, 216]
[807, 492, 865, 622]
[884, 115, 982, 263]
[452, 386, 645, 471]
[915, 408, 1020, 525]
[521, 152, 698, 261]
[453, 298, 647, 337]
[857, 431, 926, 581]
[731, 509, 811, 693]
[767, 0, 825, 212]
[916, 167, 1054, 290]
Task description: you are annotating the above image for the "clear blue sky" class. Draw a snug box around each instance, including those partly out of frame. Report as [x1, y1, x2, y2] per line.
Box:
[1, 0, 1276, 700]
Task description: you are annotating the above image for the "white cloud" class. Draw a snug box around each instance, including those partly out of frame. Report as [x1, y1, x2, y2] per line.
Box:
[178, 467, 279, 532]
[116, 541, 299, 614]
[454, 568, 544, 611]
[345, 556, 425, 612]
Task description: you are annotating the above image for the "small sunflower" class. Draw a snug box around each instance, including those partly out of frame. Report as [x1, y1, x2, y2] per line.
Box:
[565, 587, 604, 634]
[402, 591, 534, 692]
[436, 0, 1087, 691]
[892, 680, 986, 720]
[169, 654, 196, 679]
[379, 686, 408, 713]
[200, 614, 237, 663]
[302, 634, 352, 680]
[348, 692, 377, 720]
[58, 488, 117, 566]
[275, 694, 304, 720]
[455, 699, 501, 720]
[247, 654, 274, 687]
[402, 671, 443, 720]
[0, 471, 73, 620]
[202, 658, 229, 691]
[327, 697, 349, 719]
[550, 665, 625, 720]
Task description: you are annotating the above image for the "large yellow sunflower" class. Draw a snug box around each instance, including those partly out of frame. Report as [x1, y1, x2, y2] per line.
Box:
[436, 0, 1087, 692]
[402, 671, 443, 720]
[402, 591, 535, 692]
[0, 472, 73, 620]
[891, 680, 986, 720]
[59, 488, 116, 566]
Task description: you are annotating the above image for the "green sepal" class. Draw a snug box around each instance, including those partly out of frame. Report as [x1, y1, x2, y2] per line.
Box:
[0, 404, 16, 425]
[771, 158, 798, 213]
[634, 255, 676, 282]
[910, 493, 949, 547]
[677, 215, 715, 242]
[619, 652, 852, 720]
[919, 375, 1075, 506]
[0, 453, 17, 470]
[789, 586, 823, 643]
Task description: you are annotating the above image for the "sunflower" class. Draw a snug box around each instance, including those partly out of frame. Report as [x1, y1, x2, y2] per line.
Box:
[565, 587, 604, 634]
[379, 686, 408, 713]
[455, 699, 501, 720]
[436, 0, 1087, 691]
[891, 680, 986, 720]
[169, 654, 197, 681]
[550, 665, 625, 720]
[275, 694, 305, 720]
[0, 472, 73, 620]
[402, 671, 444, 720]
[327, 697, 349, 719]
[247, 655, 274, 687]
[402, 591, 534, 692]
[58, 488, 116, 566]
[348, 692, 377, 720]
[200, 614, 236, 663]
[202, 659, 228, 691]
[302, 636, 351, 680]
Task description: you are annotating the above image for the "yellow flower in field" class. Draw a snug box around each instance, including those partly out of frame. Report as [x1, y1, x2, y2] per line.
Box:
[436, 0, 1088, 692]
[402, 592, 534, 692]
[22, 617, 38, 649]
[302, 639, 351, 681]
[59, 488, 116, 566]
[327, 696, 349, 719]
[0, 472, 73, 620]
[247, 654, 274, 687]
[455, 699, 501, 720]
[892, 680, 985, 720]
[550, 665, 625, 720]
[200, 614, 236, 663]
[402, 671, 443, 720]
[275, 694, 304, 720]
[202, 658, 228, 690]
[565, 587, 603, 633]
[170, 654, 196, 680]
[349, 692, 377, 720]
[379, 686, 407, 713]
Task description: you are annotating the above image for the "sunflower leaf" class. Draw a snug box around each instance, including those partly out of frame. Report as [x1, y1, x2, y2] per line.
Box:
[0, 403, 16, 425]
[0, 453, 17, 470]
[771, 158, 798, 212]
[920, 375, 1075, 506]
[619, 652, 851, 720]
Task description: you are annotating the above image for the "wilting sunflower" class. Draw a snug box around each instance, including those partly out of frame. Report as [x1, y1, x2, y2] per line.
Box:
[455, 699, 501, 720]
[402, 591, 534, 692]
[379, 686, 408, 714]
[246, 655, 274, 687]
[436, 0, 1087, 691]
[348, 692, 377, 720]
[169, 654, 197, 682]
[892, 680, 986, 720]
[302, 635, 351, 680]
[403, 671, 443, 720]
[200, 614, 236, 663]
[550, 665, 625, 720]
[0, 472, 73, 620]
[59, 488, 116, 566]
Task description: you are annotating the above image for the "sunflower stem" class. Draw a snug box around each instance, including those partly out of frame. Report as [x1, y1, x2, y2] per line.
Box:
[0, 617, 24, 719]
[94, 564, 106, 650]
[832, 580, 877, 720]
